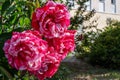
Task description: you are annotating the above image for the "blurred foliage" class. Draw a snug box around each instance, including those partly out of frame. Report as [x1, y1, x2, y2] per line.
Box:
[67, 0, 95, 57]
[0, 0, 95, 79]
[88, 22, 120, 69]
[76, 19, 120, 69]
[75, 30, 99, 59]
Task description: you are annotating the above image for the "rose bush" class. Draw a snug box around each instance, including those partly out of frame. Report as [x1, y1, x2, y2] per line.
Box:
[3, 1, 76, 80]
[31, 30, 76, 80]
[3, 30, 48, 71]
[32, 1, 70, 38]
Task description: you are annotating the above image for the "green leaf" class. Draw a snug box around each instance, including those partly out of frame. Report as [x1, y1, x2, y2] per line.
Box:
[23, 77, 29, 80]
[19, 17, 24, 26]
[19, 17, 30, 27]
[36, 0, 40, 8]
[1, 0, 10, 15]
[5, 4, 16, 16]
[9, 13, 17, 24]
[0, 66, 13, 79]
[24, 17, 30, 25]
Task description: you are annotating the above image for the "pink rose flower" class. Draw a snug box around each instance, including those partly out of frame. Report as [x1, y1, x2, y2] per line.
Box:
[47, 30, 76, 60]
[30, 47, 61, 80]
[3, 30, 48, 71]
[32, 1, 70, 38]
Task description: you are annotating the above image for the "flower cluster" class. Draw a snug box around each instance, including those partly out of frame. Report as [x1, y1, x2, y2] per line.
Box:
[32, 0, 70, 38]
[3, 1, 76, 80]
[3, 30, 48, 71]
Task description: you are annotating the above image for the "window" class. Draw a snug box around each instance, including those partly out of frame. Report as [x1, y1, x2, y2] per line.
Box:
[111, 0, 115, 4]
[111, 5, 116, 13]
[99, 0, 104, 2]
[85, 0, 91, 10]
[99, 0, 105, 12]
[111, 0, 116, 13]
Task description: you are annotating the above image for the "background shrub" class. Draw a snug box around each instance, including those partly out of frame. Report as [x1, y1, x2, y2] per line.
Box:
[88, 23, 120, 69]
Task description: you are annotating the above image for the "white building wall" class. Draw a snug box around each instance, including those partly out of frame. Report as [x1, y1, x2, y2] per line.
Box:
[116, 0, 120, 14]
[85, 0, 120, 29]
[68, 0, 120, 29]
[90, 0, 120, 14]
[91, 0, 99, 11]
[91, 13, 120, 29]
